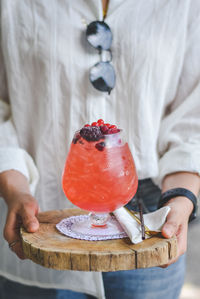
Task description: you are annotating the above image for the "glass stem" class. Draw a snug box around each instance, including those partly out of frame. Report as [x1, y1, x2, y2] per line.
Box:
[89, 212, 110, 227]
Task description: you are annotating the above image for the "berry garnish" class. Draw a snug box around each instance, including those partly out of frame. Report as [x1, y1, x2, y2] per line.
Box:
[109, 125, 117, 129]
[108, 128, 120, 134]
[95, 142, 105, 151]
[80, 126, 104, 141]
[100, 127, 120, 135]
[100, 125, 109, 134]
[72, 132, 81, 144]
[79, 120, 120, 142]
[97, 119, 104, 126]
[91, 122, 99, 127]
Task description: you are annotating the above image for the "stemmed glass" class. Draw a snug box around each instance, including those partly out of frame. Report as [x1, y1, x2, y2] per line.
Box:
[62, 125, 138, 228]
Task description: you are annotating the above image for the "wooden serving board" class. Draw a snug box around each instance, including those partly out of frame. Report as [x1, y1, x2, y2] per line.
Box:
[20, 208, 177, 272]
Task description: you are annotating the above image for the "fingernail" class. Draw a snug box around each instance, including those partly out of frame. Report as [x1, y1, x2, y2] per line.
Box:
[164, 225, 174, 237]
[28, 221, 38, 231]
[164, 228, 172, 237]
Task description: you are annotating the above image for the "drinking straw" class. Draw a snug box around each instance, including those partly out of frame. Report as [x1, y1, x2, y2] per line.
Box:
[124, 207, 158, 237]
[138, 199, 145, 240]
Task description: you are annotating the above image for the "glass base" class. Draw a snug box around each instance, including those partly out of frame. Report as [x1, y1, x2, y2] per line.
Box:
[89, 212, 110, 227]
[56, 214, 127, 241]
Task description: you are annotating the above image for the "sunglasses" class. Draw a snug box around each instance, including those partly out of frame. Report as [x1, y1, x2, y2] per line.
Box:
[86, 21, 116, 94]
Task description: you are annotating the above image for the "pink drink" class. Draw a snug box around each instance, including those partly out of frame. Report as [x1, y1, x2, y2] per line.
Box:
[62, 128, 138, 213]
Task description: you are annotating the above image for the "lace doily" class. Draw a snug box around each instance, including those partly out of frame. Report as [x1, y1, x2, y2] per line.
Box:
[56, 214, 128, 241]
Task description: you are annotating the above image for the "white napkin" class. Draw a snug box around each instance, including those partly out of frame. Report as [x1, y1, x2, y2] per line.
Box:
[113, 206, 171, 244]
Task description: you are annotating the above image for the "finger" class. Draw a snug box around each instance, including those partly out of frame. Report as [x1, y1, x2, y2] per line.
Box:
[20, 201, 39, 232]
[160, 223, 188, 268]
[176, 223, 188, 256]
[9, 240, 26, 260]
[161, 209, 181, 238]
[3, 211, 26, 259]
[4, 211, 19, 242]
[159, 257, 179, 269]
[162, 221, 178, 238]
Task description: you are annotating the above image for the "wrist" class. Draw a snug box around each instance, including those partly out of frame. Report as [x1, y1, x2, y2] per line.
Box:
[158, 187, 198, 221]
[0, 170, 30, 203]
[165, 196, 193, 214]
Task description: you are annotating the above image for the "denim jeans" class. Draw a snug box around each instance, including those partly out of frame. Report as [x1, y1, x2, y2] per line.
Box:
[103, 179, 185, 299]
[0, 179, 185, 299]
[103, 256, 185, 299]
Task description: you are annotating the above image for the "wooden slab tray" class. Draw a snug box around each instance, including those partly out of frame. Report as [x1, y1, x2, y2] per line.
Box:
[20, 208, 177, 272]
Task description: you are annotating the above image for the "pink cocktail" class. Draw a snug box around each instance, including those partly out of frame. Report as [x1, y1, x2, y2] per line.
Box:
[62, 120, 138, 226]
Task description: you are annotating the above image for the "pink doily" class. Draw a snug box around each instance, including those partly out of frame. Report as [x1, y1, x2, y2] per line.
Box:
[56, 214, 128, 241]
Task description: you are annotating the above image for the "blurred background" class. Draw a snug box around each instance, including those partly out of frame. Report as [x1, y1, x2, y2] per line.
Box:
[180, 212, 200, 299]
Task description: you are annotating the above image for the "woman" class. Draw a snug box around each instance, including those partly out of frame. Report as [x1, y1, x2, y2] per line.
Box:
[0, 0, 200, 298]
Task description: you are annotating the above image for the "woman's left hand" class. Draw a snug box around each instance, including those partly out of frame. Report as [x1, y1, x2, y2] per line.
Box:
[161, 196, 193, 267]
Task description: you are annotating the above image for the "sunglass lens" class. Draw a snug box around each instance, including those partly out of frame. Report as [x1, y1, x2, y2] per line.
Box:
[86, 21, 112, 50]
[90, 61, 116, 94]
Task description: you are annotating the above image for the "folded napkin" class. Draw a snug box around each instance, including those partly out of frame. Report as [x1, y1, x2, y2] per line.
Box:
[113, 206, 171, 244]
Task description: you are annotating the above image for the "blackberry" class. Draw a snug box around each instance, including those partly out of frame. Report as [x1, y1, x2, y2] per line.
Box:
[72, 132, 81, 144]
[95, 142, 105, 151]
[80, 126, 104, 141]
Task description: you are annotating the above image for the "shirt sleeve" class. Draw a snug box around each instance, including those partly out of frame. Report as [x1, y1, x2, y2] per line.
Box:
[0, 35, 39, 196]
[155, 2, 200, 187]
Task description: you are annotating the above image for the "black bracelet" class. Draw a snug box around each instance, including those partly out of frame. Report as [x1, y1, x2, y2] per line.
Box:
[158, 187, 198, 222]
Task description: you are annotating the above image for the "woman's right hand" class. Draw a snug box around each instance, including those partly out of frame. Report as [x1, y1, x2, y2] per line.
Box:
[0, 170, 39, 259]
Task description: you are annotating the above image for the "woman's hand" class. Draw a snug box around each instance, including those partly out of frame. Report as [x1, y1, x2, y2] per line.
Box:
[160, 171, 200, 267]
[0, 170, 39, 259]
[161, 196, 193, 267]
[4, 191, 39, 259]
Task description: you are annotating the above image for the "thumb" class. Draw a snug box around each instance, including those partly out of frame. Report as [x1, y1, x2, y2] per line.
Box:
[162, 222, 177, 238]
[20, 201, 39, 232]
[162, 212, 179, 238]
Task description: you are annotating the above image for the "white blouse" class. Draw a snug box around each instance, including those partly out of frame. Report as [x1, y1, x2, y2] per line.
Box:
[0, 0, 200, 298]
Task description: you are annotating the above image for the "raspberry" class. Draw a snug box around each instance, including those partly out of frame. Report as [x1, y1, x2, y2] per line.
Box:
[84, 124, 90, 127]
[100, 125, 109, 134]
[80, 126, 104, 141]
[109, 125, 117, 129]
[110, 128, 120, 134]
[105, 123, 111, 128]
[91, 122, 98, 127]
[97, 119, 104, 126]
[95, 142, 105, 151]
[105, 129, 113, 134]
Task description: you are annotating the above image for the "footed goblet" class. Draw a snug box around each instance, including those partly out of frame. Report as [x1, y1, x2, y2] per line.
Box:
[62, 121, 138, 229]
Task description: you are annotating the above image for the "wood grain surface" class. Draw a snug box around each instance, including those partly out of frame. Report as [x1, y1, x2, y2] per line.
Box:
[20, 208, 177, 272]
